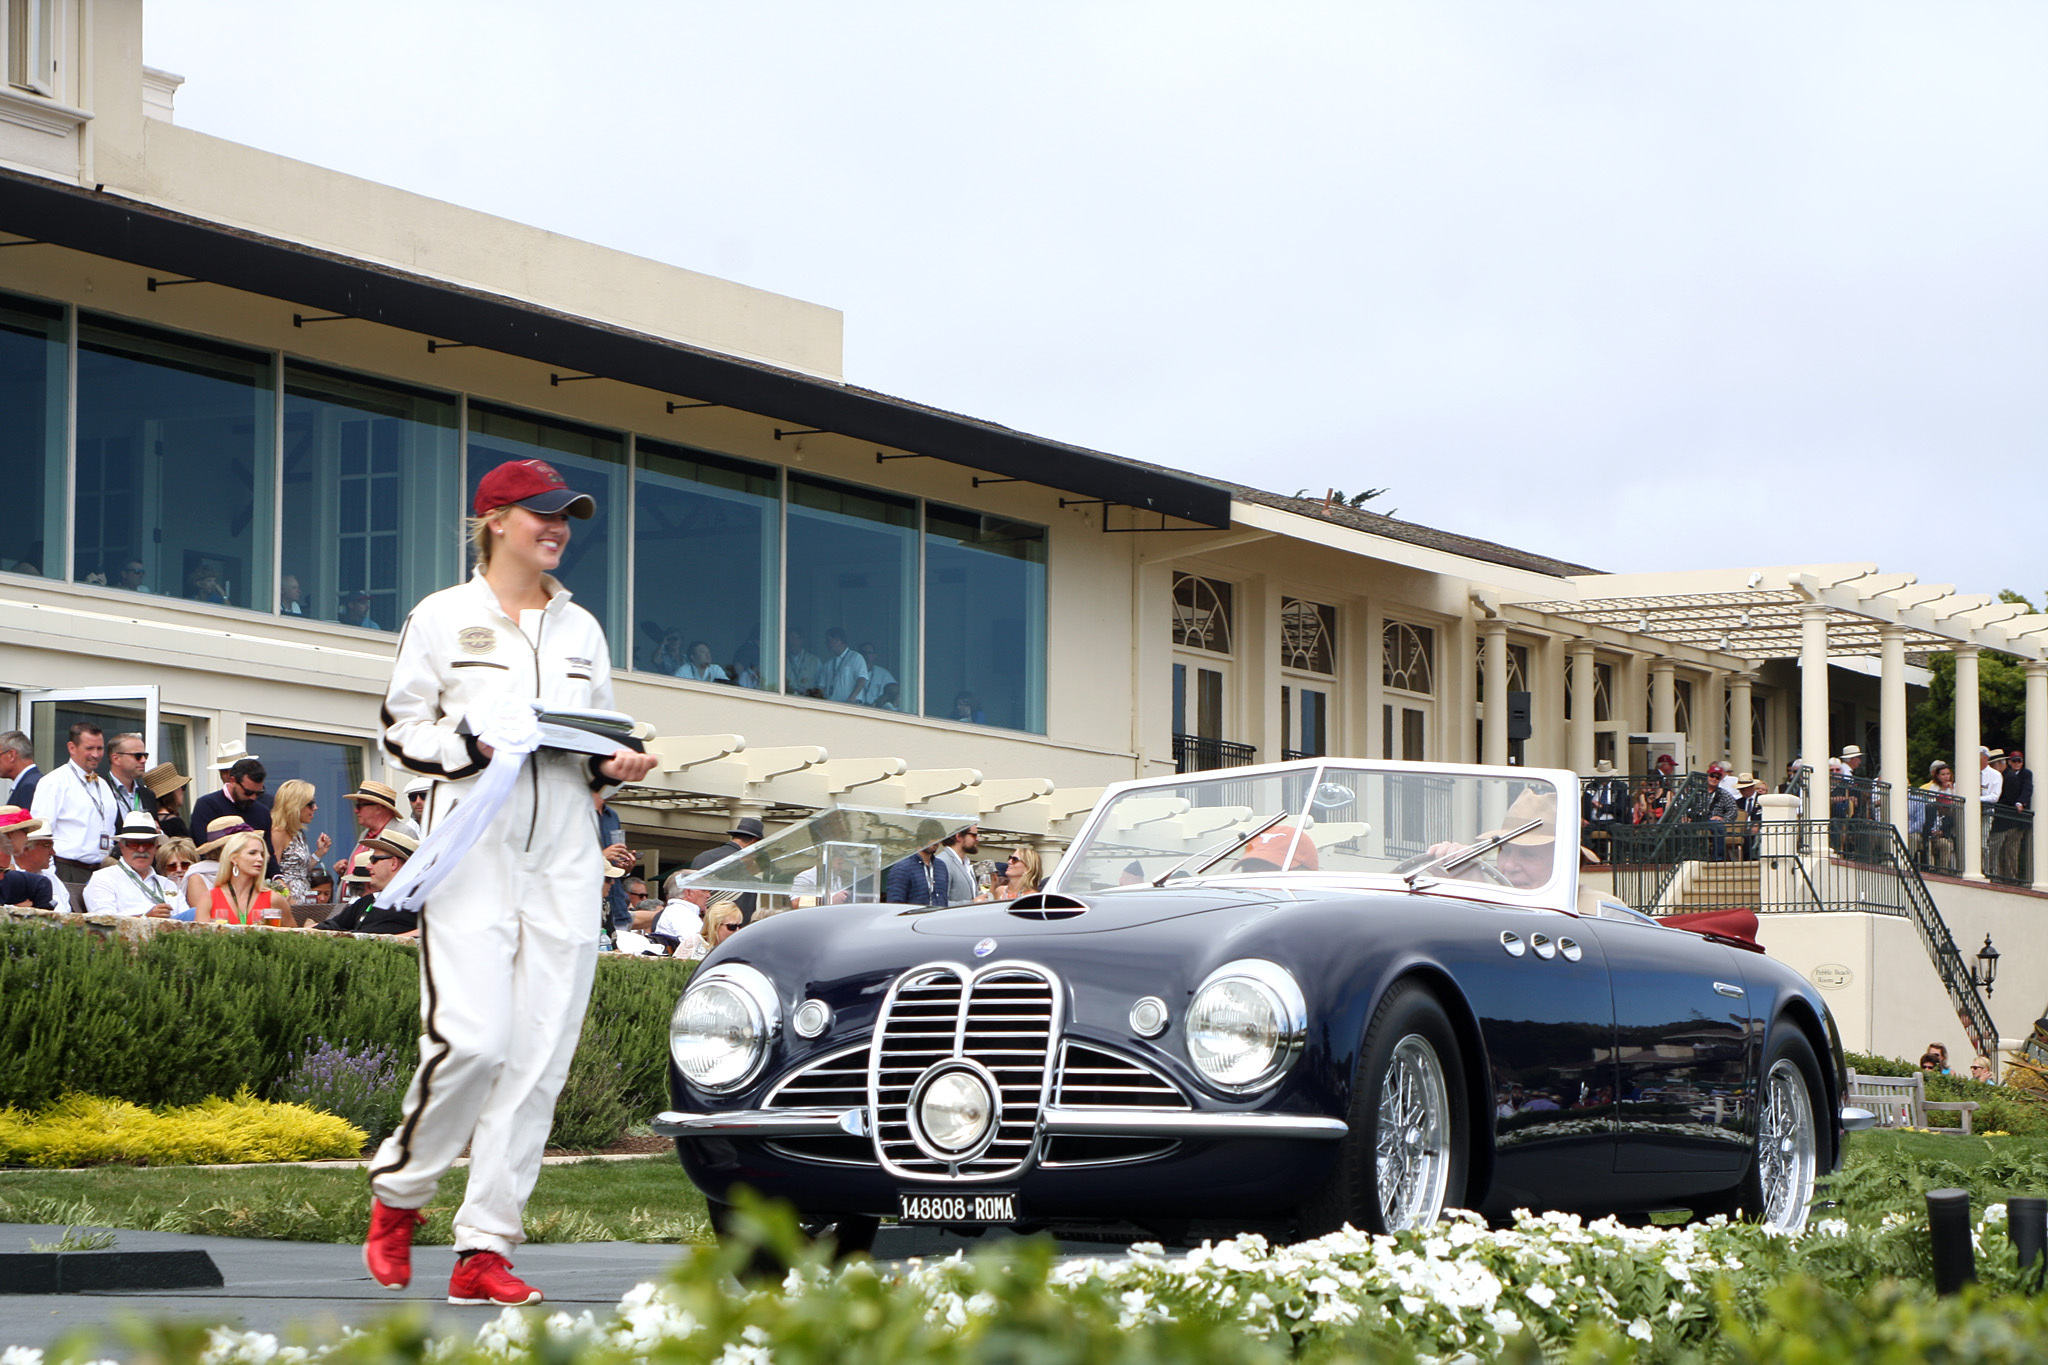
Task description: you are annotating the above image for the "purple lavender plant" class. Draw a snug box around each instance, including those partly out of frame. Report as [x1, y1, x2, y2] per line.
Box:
[278, 1038, 405, 1143]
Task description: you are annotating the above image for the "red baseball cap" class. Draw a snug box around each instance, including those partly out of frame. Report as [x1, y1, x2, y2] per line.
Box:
[1235, 826, 1320, 873]
[473, 459, 595, 519]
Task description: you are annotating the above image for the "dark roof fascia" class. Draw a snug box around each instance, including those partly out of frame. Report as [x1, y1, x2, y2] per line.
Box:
[1231, 487, 1600, 578]
[0, 170, 1231, 527]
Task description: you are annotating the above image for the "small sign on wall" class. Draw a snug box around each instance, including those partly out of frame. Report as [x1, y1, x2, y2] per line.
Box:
[1812, 963, 1853, 990]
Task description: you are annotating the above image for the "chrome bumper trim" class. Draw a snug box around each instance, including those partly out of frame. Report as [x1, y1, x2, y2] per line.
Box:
[651, 1107, 867, 1138]
[1840, 1106, 1878, 1132]
[1039, 1106, 1347, 1140]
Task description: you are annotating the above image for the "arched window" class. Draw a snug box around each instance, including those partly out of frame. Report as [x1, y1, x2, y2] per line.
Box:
[1383, 620, 1435, 695]
[1280, 598, 1336, 674]
[1172, 573, 1234, 654]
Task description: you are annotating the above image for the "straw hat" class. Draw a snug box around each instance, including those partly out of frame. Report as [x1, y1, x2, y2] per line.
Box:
[345, 780, 401, 815]
[1736, 772, 1760, 789]
[364, 829, 418, 861]
[197, 815, 256, 856]
[1482, 789, 1558, 847]
[142, 763, 191, 799]
[342, 850, 374, 884]
[209, 740, 260, 772]
[0, 806, 45, 841]
[114, 810, 162, 842]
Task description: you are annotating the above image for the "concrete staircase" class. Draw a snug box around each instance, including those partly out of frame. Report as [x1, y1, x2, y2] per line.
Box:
[1660, 859, 1762, 913]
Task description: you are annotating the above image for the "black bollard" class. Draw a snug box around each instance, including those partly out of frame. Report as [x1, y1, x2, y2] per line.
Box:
[1928, 1188, 1976, 1295]
[2010, 1196, 2048, 1279]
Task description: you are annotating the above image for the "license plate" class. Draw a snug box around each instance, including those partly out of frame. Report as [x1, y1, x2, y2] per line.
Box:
[897, 1191, 1018, 1225]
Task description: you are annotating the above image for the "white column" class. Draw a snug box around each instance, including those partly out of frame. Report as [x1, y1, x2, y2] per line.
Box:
[1879, 625, 1909, 841]
[1800, 604, 1830, 808]
[1481, 620, 1509, 767]
[1569, 639, 1598, 774]
[1730, 672, 1755, 780]
[1650, 658, 1677, 736]
[1702, 668, 1726, 768]
[2029, 660, 2048, 892]
[1955, 645, 1984, 881]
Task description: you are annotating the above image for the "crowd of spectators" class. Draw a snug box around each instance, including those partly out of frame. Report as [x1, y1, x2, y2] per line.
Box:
[0, 722, 434, 935]
[3, 722, 1047, 965]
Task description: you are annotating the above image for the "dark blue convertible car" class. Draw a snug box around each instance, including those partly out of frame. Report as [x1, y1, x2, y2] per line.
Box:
[653, 760, 1866, 1252]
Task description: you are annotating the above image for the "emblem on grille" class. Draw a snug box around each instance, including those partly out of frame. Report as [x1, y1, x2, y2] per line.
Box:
[974, 937, 997, 957]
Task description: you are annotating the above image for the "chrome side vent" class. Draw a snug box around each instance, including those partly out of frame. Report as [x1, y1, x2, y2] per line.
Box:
[762, 1044, 875, 1166]
[1045, 1042, 1187, 1167]
[1008, 893, 1089, 921]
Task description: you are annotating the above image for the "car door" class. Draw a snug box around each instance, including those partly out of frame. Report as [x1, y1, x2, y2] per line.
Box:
[1458, 905, 1618, 1217]
[1587, 915, 1754, 1180]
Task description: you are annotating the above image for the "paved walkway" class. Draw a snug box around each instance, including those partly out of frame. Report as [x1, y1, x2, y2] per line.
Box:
[0, 1224, 690, 1349]
[0, 1222, 1112, 1352]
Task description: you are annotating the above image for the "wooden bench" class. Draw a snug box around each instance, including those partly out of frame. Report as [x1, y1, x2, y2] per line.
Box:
[1846, 1069, 1978, 1134]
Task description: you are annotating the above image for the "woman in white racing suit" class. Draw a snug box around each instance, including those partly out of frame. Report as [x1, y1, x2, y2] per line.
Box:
[361, 457, 657, 1307]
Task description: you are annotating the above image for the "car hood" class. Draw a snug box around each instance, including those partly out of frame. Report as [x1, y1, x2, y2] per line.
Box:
[905, 886, 1294, 937]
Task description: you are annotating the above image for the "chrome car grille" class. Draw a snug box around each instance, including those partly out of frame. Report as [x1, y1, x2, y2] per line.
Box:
[763, 1044, 872, 1165]
[1045, 1042, 1188, 1167]
[871, 964, 1058, 1180]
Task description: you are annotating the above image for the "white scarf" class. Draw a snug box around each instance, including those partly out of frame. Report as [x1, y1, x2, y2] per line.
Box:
[376, 697, 543, 914]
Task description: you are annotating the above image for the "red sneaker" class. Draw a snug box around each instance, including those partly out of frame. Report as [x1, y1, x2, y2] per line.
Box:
[364, 1199, 425, 1290]
[448, 1250, 543, 1306]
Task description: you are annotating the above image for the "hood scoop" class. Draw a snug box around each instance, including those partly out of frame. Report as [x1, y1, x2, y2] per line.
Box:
[1007, 893, 1089, 921]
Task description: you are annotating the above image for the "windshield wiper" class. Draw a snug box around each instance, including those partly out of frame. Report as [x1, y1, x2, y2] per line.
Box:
[1153, 810, 1290, 887]
[1403, 817, 1544, 889]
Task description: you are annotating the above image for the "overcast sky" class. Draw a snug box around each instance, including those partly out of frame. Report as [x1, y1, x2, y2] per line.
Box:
[148, 3, 2048, 593]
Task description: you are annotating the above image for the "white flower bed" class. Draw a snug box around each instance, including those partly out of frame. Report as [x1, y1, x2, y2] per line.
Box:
[7, 1204, 2010, 1365]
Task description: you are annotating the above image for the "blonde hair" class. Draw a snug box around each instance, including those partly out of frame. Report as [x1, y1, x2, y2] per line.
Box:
[466, 507, 513, 571]
[1009, 846, 1043, 895]
[271, 780, 315, 843]
[155, 838, 198, 873]
[704, 903, 743, 939]
[213, 831, 268, 891]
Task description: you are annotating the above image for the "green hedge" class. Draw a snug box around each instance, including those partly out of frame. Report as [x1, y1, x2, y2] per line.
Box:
[0, 921, 687, 1148]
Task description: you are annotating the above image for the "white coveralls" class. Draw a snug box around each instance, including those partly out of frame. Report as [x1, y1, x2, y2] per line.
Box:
[368, 571, 614, 1257]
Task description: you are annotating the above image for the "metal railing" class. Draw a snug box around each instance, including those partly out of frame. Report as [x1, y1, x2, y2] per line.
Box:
[1826, 774, 1891, 826]
[1615, 817, 1997, 1060]
[1907, 790, 1963, 876]
[1173, 735, 1257, 774]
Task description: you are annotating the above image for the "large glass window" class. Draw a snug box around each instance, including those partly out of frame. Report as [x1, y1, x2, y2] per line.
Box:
[466, 403, 628, 665]
[75, 315, 275, 609]
[0, 290, 63, 578]
[632, 439, 780, 689]
[924, 504, 1045, 732]
[786, 474, 917, 710]
[282, 364, 458, 632]
[251, 728, 365, 868]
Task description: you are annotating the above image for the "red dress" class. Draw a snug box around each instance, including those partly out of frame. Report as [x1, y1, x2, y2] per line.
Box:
[211, 885, 280, 926]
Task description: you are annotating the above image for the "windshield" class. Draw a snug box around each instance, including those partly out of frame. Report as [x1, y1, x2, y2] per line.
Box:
[675, 805, 977, 901]
[1052, 764, 1569, 895]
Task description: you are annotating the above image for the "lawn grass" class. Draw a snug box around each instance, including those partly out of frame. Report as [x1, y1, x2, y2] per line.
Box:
[1, 1127, 2034, 1248]
[0, 1156, 711, 1245]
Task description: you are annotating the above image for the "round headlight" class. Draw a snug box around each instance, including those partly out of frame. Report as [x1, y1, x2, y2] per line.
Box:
[917, 1069, 995, 1153]
[670, 965, 778, 1091]
[1185, 961, 1306, 1092]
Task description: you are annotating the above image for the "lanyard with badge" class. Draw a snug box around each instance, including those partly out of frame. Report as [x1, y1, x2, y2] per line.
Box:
[76, 766, 111, 854]
[118, 859, 169, 908]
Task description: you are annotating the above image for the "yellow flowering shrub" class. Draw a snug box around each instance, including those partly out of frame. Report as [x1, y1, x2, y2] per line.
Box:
[0, 1089, 367, 1166]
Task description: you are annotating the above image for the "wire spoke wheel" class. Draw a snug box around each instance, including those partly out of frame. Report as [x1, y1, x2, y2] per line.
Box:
[1754, 1057, 1817, 1232]
[1375, 1033, 1451, 1231]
